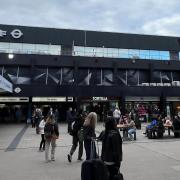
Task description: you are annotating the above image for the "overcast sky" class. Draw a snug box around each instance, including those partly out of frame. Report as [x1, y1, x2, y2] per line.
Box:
[1, 0, 180, 36]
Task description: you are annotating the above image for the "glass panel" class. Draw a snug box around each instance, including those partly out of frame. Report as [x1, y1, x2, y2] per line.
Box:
[150, 50, 160, 60]
[119, 49, 129, 58]
[62, 68, 74, 85]
[89, 69, 101, 85]
[102, 69, 114, 86]
[77, 69, 89, 85]
[9, 43, 23, 53]
[128, 49, 140, 58]
[96, 47, 104, 57]
[35, 44, 49, 54]
[47, 68, 61, 85]
[85, 47, 95, 57]
[139, 71, 149, 84]
[140, 50, 150, 59]
[172, 71, 180, 81]
[49, 45, 61, 55]
[0, 42, 9, 53]
[117, 70, 126, 85]
[33, 68, 47, 84]
[74, 46, 85, 56]
[22, 43, 36, 54]
[161, 71, 172, 83]
[127, 70, 138, 86]
[160, 51, 170, 60]
[2, 67, 18, 84]
[17, 67, 31, 85]
[153, 71, 161, 83]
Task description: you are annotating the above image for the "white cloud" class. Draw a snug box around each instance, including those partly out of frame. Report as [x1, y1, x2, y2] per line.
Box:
[0, 0, 180, 36]
[141, 14, 180, 36]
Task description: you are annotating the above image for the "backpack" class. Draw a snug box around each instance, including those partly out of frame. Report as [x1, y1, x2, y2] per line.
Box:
[44, 123, 54, 139]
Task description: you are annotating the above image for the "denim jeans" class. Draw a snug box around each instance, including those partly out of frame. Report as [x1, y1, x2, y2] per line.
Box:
[128, 128, 136, 139]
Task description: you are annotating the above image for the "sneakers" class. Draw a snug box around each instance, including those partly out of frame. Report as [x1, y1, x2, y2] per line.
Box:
[51, 158, 55, 161]
[67, 154, 72, 163]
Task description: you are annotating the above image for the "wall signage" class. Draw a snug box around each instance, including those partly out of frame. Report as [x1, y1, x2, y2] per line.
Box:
[0, 97, 29, 102]
[0, 29, 23, 39]
[93, 97, 108, 101]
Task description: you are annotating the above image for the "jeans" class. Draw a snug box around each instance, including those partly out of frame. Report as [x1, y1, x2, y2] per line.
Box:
[39, 134, 45, 150]
[45, 139, 56, 161]
[128, 128, 136, 139]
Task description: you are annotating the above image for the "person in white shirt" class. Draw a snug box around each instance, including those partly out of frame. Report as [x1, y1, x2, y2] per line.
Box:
[39, 117, 46, 151]
[113, 107, 121, 124]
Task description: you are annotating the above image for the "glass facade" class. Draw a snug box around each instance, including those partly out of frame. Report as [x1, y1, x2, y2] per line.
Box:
[0, 42, 61, 55]
[74, 46, 170, 60]
[0, 66, 180, 86]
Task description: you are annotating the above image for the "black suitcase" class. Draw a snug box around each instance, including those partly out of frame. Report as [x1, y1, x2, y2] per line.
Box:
[81, 140, 109, 180]
[114, 172, 124, 180]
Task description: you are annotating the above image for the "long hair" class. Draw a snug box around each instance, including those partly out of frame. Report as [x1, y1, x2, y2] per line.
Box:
[46, 115, 55, 124]
[83, 112, 97, 128]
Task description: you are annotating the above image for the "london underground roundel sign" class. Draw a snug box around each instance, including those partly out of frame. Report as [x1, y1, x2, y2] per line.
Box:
[10, 29, 23, 39]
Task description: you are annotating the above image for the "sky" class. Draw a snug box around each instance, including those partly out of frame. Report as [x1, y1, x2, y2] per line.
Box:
[1, 0, 180, 36]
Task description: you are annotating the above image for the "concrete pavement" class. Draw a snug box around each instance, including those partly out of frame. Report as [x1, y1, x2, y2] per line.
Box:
[0, 123, 180, 180]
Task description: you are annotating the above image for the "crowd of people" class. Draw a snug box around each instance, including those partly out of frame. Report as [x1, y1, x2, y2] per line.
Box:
[30, 105, 180, 180]
[31, 107, 123, 179]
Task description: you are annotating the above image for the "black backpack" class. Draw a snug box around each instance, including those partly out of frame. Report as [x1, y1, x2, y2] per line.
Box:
[44, 123, 54, 139]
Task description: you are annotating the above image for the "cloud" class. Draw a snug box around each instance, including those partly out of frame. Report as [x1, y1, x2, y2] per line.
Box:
[141, 14, 180, 36]
[0, 0, 180, 36]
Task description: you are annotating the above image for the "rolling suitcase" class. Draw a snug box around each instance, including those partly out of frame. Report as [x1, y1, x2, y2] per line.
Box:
[81, 139, 109, 180]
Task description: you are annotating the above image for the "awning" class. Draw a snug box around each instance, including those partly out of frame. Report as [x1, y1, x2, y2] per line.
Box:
[0, 75, 13, 93]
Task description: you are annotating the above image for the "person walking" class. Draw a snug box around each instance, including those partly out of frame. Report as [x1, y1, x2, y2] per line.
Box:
[101, 117, 123, 180]
[39, 116, 46, 151]
[83, 112, 97, 160]
[44, 115, 59, 162]
[67, 111, 84, 162]
[113, 107, 121, 124]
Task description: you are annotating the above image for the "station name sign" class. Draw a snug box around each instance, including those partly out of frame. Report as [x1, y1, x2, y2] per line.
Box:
[0, 29, 23, 39]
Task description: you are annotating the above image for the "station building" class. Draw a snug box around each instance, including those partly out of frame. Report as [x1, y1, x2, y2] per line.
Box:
[1, 24, 180, 122]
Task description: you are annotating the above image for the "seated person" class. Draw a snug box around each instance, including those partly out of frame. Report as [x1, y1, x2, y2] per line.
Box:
[127, 118, 136, 140]
[164, 117, 172, 126]
[144, 118, 158, 136]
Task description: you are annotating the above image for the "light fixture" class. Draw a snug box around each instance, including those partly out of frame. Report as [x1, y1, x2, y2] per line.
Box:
[8, 53, 14, 59]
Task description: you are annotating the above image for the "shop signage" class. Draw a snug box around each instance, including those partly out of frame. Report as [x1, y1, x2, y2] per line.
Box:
[93, 97, 108, 101]
[0, 29, 23, 39]
[0, 97, 29, 102]
[32, 97, 69, 102]
[0, 75, 13, 93]
[126, 96, 160, 102]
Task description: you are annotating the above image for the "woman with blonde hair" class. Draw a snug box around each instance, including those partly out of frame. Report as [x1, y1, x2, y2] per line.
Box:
[83, 112, 97, 160]
[44, 115, 59, 162]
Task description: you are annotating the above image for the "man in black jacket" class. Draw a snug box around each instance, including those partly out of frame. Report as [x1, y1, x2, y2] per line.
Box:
[101, 117, 122, 180]
[67, 112, 84, 162]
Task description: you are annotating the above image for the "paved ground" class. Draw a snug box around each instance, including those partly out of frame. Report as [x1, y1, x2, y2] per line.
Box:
[0, 123, 180, 180]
